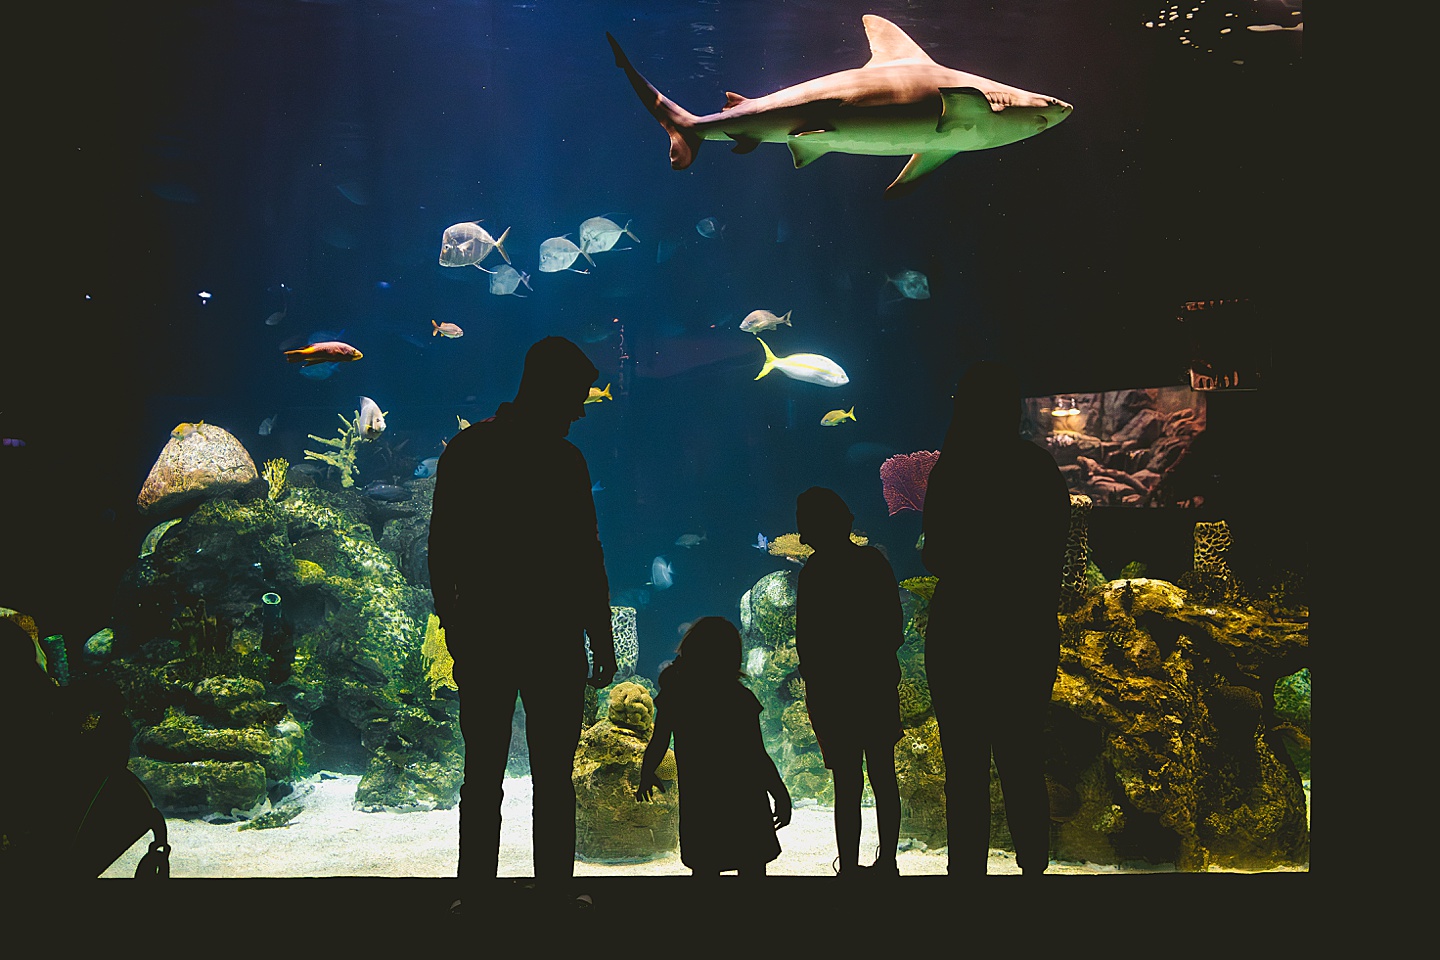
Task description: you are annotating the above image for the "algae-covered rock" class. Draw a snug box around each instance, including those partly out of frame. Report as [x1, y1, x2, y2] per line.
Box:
[129, 755, 269, 818]
[573, 681, 679, 862]
[107, 474, 461, 818]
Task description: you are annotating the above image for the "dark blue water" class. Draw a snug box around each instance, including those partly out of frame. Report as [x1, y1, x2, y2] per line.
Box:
[4, 0, 1306, 677]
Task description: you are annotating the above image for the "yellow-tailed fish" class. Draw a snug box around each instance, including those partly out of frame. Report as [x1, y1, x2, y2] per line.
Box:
[754, 338, 849, 387]
[586, 383, 613, 404]
[820, 407, 856, 427]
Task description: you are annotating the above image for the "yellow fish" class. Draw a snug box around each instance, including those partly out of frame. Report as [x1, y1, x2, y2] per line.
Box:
[171, 421, 205, 439]
[754, 338, 849, 387]
[586, 383, 613, 404]
[820, 407, 856, 427]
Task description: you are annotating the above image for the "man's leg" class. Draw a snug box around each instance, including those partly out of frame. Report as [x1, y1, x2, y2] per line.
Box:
[520, 649, 589, 886]
[458, 679, 520, 882]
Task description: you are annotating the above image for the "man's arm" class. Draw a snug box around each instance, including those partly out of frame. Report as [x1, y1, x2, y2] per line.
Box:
[575, 452, 617, 687]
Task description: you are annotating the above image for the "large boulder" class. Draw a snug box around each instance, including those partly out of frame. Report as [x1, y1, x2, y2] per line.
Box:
[137, 422, 258, 516]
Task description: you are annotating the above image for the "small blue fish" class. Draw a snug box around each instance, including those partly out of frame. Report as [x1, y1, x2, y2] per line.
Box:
[696, 217, 723, 239]
[300, 362, 339, 380]
[752, 533, 769, 550]
[414, 457, 440, 478]
[591, 482, 605, 494]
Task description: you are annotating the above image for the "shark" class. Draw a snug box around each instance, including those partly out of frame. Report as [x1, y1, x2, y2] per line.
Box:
[606, 15, 1073, 198]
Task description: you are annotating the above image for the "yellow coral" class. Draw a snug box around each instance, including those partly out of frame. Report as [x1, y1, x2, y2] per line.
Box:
[421, 614, 457, 696]
[304, 413, 362, 487]
[656, 753, 677, 781]
[262, 458, 289, 500]
[767, 531, 868, 562]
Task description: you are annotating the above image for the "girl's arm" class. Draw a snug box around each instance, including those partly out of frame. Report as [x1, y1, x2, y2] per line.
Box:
[635, 709, 675, 802]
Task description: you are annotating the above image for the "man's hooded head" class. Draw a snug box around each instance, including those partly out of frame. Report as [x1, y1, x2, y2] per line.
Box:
[514, 336, 599, 431]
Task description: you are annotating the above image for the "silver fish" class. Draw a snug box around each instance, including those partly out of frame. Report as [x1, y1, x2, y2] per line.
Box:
[440, 221, 512, 272]
[650, 555, 674, 590]
[538, 236, 596, 274]
[740, 309, 792, 334]
[887, 270, 930, 300]
[357, 397, 386, 440]
[488, 263, 532, 297]
[258, 414, 277, 436]
[578, 216, 640, 254]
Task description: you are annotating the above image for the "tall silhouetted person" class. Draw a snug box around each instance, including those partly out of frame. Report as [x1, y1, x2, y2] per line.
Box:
[794, 486, 903, 876]
[429, 336, 618, 908]
[920, 360, 1071, 876]
[636, 616, 791, 877]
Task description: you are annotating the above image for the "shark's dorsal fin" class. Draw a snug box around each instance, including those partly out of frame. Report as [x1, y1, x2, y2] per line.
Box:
[862, 15, 935, 68]
[722, 91, 748, 110]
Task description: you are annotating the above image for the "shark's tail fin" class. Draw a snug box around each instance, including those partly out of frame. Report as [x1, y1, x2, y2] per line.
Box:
[607, 32, 704, 170]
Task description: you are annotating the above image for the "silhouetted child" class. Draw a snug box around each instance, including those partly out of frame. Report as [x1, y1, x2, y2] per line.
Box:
[794, 486, 904, 877]
[635, 616, 792, 877]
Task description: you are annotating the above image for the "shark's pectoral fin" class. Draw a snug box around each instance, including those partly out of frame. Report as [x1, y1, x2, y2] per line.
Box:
[787, 132, 834, 169]
[884, 152, 959, 199]
[729, 134, 762, 155]
[937, 87, 999, 133]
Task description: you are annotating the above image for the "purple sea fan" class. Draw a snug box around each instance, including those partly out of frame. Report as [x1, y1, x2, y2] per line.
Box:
[880, 450, 940, 516]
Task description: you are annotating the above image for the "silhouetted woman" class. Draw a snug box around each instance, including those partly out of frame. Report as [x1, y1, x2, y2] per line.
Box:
[920, 360, 1071, 876]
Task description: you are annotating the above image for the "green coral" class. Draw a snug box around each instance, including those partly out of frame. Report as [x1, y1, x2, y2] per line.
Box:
[304, 413, 363, 488]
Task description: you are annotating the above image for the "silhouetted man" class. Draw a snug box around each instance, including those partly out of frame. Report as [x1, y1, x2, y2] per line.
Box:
[428, 336, 617, 906]
[920, 360, 1070, 876]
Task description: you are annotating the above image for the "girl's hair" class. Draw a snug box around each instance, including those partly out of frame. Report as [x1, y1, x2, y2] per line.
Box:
[674, 616, 745, 680]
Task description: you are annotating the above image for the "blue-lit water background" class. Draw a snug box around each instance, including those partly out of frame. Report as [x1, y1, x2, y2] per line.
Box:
[3, 0, 1305, 682]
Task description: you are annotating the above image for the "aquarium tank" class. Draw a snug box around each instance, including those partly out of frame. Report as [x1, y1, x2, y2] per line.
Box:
[1, 0, 1307, 878]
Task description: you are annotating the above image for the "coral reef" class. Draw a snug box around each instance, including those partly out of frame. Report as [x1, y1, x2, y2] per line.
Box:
[607, 605, 638, 679]
[731, 543, 1309, 870]
[105, 480, 461, 819]
[421, 614, 456, 697]
[879, 450, 940, 516]
[262, 458, 289, 500]
[304, 414, 364, 488]
[573, 681, 680, 862]
[766, 531, 867, 563]
[1059, 494, 1093, 611]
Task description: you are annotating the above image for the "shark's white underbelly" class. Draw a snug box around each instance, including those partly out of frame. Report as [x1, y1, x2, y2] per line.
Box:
[701, 113, 1040, 156]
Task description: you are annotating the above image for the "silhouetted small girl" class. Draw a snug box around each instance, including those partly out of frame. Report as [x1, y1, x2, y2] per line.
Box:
[636, 616, 792, 877]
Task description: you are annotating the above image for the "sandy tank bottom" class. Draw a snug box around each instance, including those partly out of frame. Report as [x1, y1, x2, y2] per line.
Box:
[102, 773, 1310, 878]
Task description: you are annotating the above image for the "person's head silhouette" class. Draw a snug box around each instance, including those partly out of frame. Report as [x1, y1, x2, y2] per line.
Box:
[795, 485, 853, 550]
[514, 336, 600, 436]
[675, 616, 744, 681]
[951, 359, 1022, 441]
